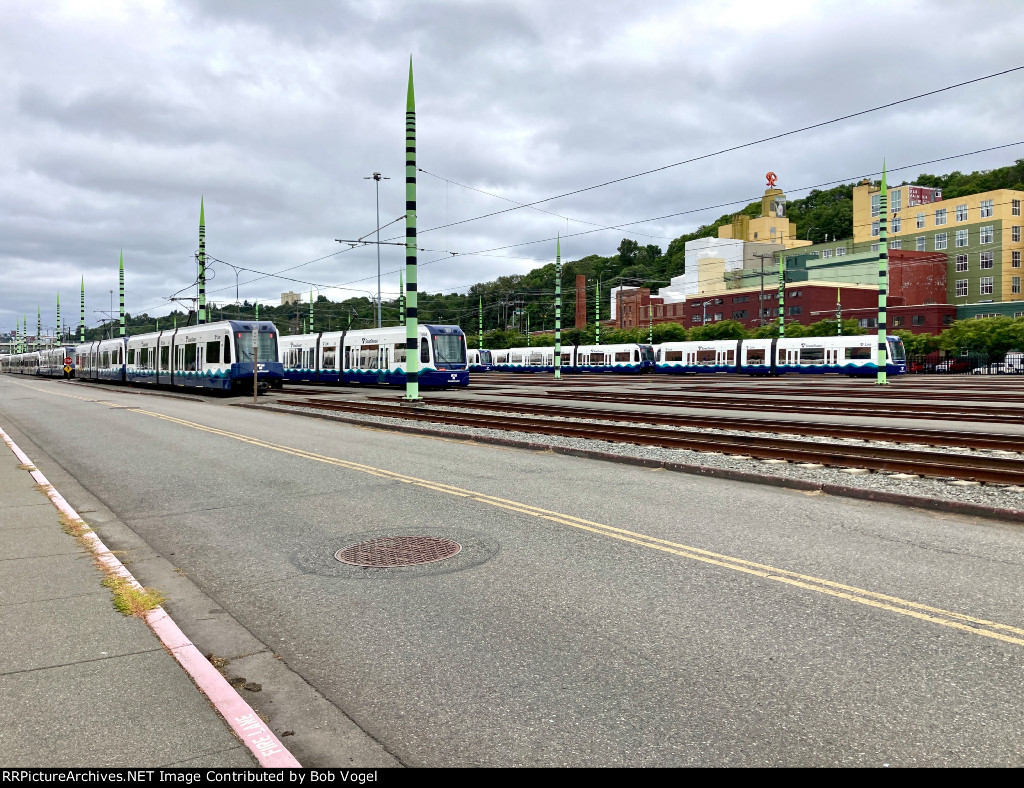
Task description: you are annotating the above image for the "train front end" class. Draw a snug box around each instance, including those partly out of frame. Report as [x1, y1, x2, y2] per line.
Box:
[230, 321, 284, 391]
[421, 325, 469, 387]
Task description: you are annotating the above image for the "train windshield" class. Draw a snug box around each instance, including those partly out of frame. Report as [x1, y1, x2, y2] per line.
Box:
[479, 349, 492, 364]
[640, 345, 655, 362]
[887, 336, 906, 362]
[432, 333, 466, 365]
[235, 330, 277, 363]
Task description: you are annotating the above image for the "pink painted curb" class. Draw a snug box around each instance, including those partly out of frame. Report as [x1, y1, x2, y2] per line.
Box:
[0, 426, 301, 768]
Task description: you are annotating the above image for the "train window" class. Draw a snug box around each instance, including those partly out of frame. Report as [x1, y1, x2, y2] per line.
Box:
[140, 347, 149, 368]
[420, 338, 430, 363]
[529, 352, 543, 366]
[746, 349, 766, 365]
[360, 345, 378, 369]
[206, 340, 221, 364]
[615, 351, 630, 362]
[393, 344, 406, 364]
[118, 347, 123, 364]
[287, 349, 299, 368]
[128, 349, 135, 365]
[696, 350, 716, 365]
[801, 347, 825, 364]
[845, 347, 871, 360]
[633, 350, 639, 363]
[725, 349, 735, 363]
[666, 350, 683, 362]
[561, 353, 571, 366]
[511, 353, 523, 364]
[161, 346, 170, 370]
[592, 352, 606, 364]
[323, 345, 336, 369]
[223, 336, 231, 364]
[184, 343, 197, 371]
[102, 352, 110, 368]
[344, 348, 351, 369]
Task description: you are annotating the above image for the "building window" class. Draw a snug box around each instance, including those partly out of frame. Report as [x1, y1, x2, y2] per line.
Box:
[956, 254, 968, 272]
[787, 290, 802, 298]
[858, 318, 877, 328]
[1013, 226, 1021, 242]
[732, 310, 748, 319]
[871, 221, 879, 237]
[956, 204, 968, 222]
[822, 249, 833, 258]
[893, 316, 904, 327]
[980, 199, 994, 218]
[871, 243, 880, 252]
[934, 232, 947, 250]
[891, 189, 901, 212]
[1013, 277, 1021, 295]
[892, 216, 902, 233]
[835, 247, 846, 256]
[980, 225, 994, 244]
[890, 239, 902, 249]
[912, 315, 926, 326]
[956, 279, 968, 297]
[713, 312, 723, 321]
[788, 306, 802, 316]
[1013, 199, 1021, 217]
[944, 315, 955, 325]
[691, 315, 701, 323]
[1014, 250, 1021, 268]
[916, 236, 926, 251]
[916, 212, 925, 229]
[934, 208, 947, 226]
[980, 276, 994, 295]
[956, 228, 969, 247]
[980, 251, 994, 269]
[871, 193, 880, 218]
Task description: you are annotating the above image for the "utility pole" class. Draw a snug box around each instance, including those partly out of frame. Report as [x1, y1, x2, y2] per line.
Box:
[554, 236, 562, 380]
[753, 252, 774, 326]
[365, 171, 390, 329]
[403, 59, 421, 402]
[877, 162, 889, 386]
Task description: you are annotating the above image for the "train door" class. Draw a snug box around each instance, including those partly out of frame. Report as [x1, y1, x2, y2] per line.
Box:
[785, 347, 799, 367]
[825, 347, 840, 366]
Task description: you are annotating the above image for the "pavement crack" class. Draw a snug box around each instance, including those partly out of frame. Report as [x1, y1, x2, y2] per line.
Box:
[0, 646, 167, 677]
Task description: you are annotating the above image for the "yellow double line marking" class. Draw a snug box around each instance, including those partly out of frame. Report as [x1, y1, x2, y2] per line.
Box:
[10, 378, 1024, 648]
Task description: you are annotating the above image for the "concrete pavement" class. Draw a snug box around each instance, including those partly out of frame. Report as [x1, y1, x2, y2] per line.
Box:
[0, 426, 295, 768]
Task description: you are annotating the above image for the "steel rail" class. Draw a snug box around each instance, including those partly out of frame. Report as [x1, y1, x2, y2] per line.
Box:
[278, 399, 1024, 484]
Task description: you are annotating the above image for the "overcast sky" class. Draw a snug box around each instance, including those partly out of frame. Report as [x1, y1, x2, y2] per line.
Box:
[4, 0, 1024, 335]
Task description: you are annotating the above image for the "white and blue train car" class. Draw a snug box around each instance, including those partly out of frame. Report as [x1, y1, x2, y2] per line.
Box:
[75, 337, 127, 383]
[39, 346, 77, 378]
[489, 343, 654, 373]
[467, 349, 493, 372]
[654, 335, 907, 376]
[123, 320, 283, 392]
[0, 351, 41, 375]
[279, 324, 468, 387]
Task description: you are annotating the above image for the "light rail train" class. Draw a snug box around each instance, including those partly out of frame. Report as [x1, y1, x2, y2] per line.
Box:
[278, 324, 468, 387]
[488, 343, 656, 373]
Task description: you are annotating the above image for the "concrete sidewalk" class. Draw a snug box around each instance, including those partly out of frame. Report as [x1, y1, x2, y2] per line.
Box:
[0, 431, 286, 767]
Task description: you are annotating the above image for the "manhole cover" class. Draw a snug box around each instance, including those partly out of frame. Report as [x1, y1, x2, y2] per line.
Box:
[335, 537, 462, 568]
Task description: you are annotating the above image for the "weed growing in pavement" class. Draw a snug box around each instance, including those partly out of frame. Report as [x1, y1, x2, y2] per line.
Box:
[100, 574, 165, 617]
[18, 463, 35, 471]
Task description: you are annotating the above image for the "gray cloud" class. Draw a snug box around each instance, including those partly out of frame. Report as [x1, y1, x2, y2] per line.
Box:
[3, 0, 1024, 334]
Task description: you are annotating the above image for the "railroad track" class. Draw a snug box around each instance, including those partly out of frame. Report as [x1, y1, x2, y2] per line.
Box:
[365, 396, 1024, 453]
[499, 391, 1024, 425]
[276, 398, 1024, 485]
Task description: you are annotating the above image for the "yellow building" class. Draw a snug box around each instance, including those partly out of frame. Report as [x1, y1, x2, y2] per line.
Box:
[718, 181, 813, 250]
[853, 183, 1024, 304]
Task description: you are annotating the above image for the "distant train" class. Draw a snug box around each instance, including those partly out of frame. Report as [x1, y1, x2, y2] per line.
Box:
[477, 334, 907, 376]
[467, 349, 493, 372]
[1, 320, 284, 393]
[0, 346, 77, 378]
[488, 343, 656, 373]
[278, 324, 469, 387]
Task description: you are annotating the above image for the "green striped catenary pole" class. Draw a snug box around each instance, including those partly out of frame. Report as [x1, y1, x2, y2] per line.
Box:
[309, 289, 314, 333]
[595, 278, 600, 345]
[777, 254, 785, 338]
[119, 251, 125, 337]
[255, 301, 259, 320]
[836, 287, 842, 336]
[554, 235, 562, 380]
[877, 163, 889, 386]
[403, 58, 421, 401]
[648, 303, 653, 345]
[79, 277, 85, 343]
[37, 306, 41, 349]
[478, 295, 482, 350]
[198, 198, 206, 325]
[399, 271, 406, 326]
[56, 293, 61, 343]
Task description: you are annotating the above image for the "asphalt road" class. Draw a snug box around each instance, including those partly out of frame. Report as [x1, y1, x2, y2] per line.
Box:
[2, 374, 1023, 767]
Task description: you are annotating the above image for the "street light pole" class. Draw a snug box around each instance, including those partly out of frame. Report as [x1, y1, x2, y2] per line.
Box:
[365, 172, 390, 329]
